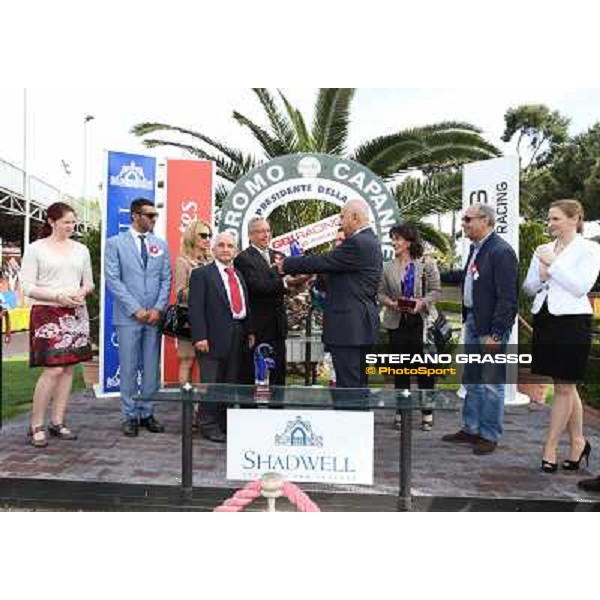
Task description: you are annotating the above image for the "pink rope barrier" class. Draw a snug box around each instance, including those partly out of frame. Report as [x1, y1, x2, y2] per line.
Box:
[281, 481, 321, 512]
[213, 480, 262, 512]
[213, 478, 321, 512]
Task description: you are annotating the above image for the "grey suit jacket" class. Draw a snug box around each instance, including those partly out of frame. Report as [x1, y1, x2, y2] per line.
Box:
[378, 258, 441, 330]
[105, 230, 172, 326]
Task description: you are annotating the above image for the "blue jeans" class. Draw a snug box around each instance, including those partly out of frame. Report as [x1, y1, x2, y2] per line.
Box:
[462, 312, 509, 443]
[115, 324, 161, 420]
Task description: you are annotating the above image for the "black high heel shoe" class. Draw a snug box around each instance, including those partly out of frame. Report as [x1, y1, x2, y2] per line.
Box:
[562, 440, 591, 471]
[541, 459, 558, 473]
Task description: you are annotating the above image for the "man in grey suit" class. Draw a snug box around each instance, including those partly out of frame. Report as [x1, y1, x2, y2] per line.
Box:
[277, 199, 383, 388]
[105, 198, 172, 437]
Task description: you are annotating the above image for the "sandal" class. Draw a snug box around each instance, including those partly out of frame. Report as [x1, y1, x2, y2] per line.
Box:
[48, 422, 78, 440]
[27, 426, 48, 448]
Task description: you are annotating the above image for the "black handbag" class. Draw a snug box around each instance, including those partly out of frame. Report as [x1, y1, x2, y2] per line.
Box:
[421, 264, 453, 353]
[160, 291, 191, 340]
[426, 311, 453, 353]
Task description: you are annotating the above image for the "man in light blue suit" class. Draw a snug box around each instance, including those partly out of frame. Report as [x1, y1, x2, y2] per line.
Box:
[105, 198, 172, 437]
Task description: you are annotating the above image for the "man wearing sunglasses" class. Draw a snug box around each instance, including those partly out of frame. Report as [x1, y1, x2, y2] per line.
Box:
[105, 198, 172, 437]
[442, 202, 518, 455]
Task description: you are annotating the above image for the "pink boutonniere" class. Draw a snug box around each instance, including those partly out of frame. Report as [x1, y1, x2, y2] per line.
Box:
[470, 263, 479, 281]
[148, 244, 163, 258]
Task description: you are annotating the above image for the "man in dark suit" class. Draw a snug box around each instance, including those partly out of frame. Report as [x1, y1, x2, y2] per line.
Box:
[189, 232, 254, 443]
[442, 202, 518, 455]
[277, 199, 383, 388]
[234, 217, 301, 385]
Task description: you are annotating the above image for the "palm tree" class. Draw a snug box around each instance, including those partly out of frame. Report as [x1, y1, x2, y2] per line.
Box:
[390, 171, 463, 253]
[132, 88, 500, 241]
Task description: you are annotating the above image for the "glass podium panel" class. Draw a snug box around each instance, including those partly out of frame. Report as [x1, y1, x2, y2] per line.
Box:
[139, 383, 460, 412]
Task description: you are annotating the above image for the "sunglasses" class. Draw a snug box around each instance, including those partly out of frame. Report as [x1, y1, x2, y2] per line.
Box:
[139, 211, 159, 220]
[198, 232, 212, 240]
[462, 215, 485, 224]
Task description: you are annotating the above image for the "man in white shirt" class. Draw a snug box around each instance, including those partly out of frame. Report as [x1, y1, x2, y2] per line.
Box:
[189, 233, 254, 443]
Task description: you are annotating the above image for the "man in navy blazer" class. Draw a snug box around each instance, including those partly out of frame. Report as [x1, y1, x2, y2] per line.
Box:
[105, 198, 172, 437]
[278, 199, 383, 389]
[189, 232, 254, 443]
[443, 203, 518, 455]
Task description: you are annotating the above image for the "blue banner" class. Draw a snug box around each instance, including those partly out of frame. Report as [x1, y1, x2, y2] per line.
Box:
[99, 151, 156, 395]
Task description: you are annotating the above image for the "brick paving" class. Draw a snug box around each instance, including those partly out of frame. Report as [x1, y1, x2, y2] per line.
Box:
[1, 388, 599, 506]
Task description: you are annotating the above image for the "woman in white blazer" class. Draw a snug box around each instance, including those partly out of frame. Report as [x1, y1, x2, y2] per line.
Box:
[523, 200, 600, 473]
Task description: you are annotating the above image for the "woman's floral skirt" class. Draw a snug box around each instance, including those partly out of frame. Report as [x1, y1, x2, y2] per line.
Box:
[29, 304, 93, 368]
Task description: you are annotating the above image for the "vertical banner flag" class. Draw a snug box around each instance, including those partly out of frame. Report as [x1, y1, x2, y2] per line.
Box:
[462, 156, 525, 403]
[163, 160, 214, 384]
[99, 152, 156, 396]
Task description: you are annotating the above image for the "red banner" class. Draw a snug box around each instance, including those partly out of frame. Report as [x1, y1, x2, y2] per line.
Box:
[163, 160, 214, 384]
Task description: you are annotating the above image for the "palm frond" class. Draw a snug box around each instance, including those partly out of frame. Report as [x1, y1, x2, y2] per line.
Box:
[312, 88, 355, 154]
[279, 91, 313, 151]
[252, 88, 297, 150]
[131, 122, 248, 165]
[232, 111, 287, 157]
[392, 172, 463, 219]
[410, 221, 451, 253]
[352, 132, 426, 176]
[352, 123, 501, 178]
[140, 138, 259, 184]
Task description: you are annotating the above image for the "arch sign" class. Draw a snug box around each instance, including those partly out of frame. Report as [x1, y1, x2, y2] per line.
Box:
[219, 153, 401, 260]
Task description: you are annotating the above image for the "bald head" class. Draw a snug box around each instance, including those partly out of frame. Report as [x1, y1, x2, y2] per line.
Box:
[213, 232, 238, 265]
[340, 199, 370, 237]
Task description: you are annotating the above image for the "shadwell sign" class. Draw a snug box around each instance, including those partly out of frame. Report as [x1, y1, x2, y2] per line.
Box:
[226, 409, 374, 485]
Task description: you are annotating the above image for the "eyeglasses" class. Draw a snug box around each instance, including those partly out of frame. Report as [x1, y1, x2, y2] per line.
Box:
[139, 211, 159, 220]
[462, 215, 485, 224]
[198, 232, 212, 240]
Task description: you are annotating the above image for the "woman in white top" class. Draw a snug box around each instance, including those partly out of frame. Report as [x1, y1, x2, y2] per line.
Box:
[20, 202, 94, 447]
[523, 200, 600, 473]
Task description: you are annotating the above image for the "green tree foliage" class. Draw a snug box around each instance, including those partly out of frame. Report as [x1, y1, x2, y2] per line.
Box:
[518, 221, 550, 320]
[502, 104, 570, 168]
[81, 227, 101, 348]
[520, 123, 600, 221]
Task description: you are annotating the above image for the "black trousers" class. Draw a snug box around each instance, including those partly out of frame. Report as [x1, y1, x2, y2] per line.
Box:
[330, 345, 370, 388]
[196, 321, 245, 429]
[388, 314, 434, 415]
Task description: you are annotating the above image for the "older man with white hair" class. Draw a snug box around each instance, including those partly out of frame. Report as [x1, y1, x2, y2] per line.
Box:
[189, 232, 254, 443]
[442, 202, 518, 455]
[277, 199, 383, 388]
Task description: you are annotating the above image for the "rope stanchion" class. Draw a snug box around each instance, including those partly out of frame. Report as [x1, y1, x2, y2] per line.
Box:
[213, 473, 321, 512]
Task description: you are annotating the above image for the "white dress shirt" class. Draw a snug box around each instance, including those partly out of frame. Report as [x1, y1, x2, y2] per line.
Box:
[214, 259, 247, 319]
[523, 235, 600, 315]
[130, 227, 147, 255]
[251, 243, 271, 265]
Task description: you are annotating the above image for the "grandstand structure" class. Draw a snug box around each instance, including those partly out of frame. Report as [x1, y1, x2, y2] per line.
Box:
[0, 156, 99, 251]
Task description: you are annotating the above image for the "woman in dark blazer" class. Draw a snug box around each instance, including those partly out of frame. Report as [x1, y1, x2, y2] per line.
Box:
[379, 224, 441, 430]
[523, 200, 600, 473]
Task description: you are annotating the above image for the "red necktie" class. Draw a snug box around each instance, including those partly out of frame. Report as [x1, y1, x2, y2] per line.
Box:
[225, 267, 243, 314]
